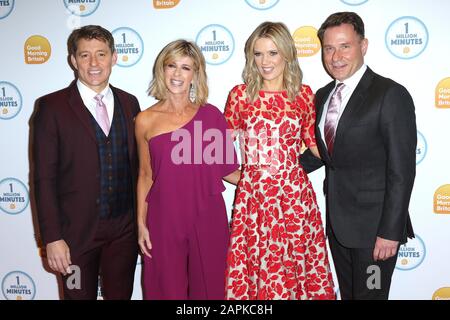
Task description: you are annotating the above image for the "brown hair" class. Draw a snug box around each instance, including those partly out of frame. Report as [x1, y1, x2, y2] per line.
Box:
[317, 11, 365, 43]
[67, 25, 115, 56]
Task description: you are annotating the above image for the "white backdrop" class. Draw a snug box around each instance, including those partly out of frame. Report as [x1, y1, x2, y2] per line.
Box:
[1, 0, 449, 300]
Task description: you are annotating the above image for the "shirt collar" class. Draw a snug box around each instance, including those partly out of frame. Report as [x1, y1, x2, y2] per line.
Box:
[76, 80, 112, 102]
[335, 64, 367, 91]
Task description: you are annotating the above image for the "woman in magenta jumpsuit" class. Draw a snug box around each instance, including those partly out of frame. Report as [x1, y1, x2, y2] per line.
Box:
[135, 40, 239, 299]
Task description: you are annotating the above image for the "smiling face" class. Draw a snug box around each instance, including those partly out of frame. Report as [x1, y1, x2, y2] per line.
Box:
[322, 23, 368, 82]
[254, 37, 286, 90]
[163, 55, 195, 97]
[70, 38, 117, 93]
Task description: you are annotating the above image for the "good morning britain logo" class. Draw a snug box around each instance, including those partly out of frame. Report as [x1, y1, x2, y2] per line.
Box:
[433, 287, 450, 300]
[435, 77, 450, 109]
[63, 0, 101, 16]
[293, 26, 321, 57]
[385, 16, 428, 59]
[434, 185, 450, 215]
[24, 35, 51, 64]
[153, 0, 180, 9]
[245, 0, 279, 10]
[196, 24, 234, 65]
[0, 0, 14, 19]
[0, 81, 22, 120]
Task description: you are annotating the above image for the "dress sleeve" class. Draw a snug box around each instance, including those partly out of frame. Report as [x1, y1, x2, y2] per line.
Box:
[300, 85, 317, 148]
[224, 85, 244, 136]
[215, 106, 240, 177]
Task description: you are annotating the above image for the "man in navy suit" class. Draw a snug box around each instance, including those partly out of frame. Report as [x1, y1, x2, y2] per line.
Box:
[33, 25, 140, 299]
[301, 12, 416, 299]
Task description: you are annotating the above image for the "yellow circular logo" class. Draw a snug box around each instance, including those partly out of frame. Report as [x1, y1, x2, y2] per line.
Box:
[24, 35, 51, 64]
[432, 287, 450, 300]
[435, 77, 450, 108]
[153, 0, 180, 9]
[292, 26, 321, 57]
[434, 184, 450, 214]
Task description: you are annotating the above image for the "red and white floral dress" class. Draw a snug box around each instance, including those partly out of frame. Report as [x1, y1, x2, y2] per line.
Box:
[224, 84, 335, 300]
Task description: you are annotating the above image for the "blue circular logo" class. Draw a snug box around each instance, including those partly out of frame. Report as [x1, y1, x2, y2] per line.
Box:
[0, 0, 14, 19]
[416, 131, 427, 165]
[63, 0, 101, 17]
[396, 234, 426, 271]
[0, 178, 29, 215]
[2, 271, 36, 300]
[245, 0, 279, 10]
[112, 27, 144, 68]
[385, 16, 429, 59]
[0, 81, 22, 120]
[196, 24, 235, 65]
[340, 0, 369, 5]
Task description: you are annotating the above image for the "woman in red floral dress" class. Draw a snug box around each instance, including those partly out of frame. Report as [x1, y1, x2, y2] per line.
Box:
[224, 21, 335, 300]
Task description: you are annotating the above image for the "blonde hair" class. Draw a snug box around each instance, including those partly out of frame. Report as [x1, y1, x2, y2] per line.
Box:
[243, 21, 302, 102]
[148, 39, 208, 105]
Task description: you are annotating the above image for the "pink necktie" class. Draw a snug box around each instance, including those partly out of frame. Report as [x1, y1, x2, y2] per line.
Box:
[324, 83, 345, 155]
[94, 94, 110, 136]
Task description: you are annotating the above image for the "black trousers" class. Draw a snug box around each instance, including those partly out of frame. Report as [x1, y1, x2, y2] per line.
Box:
[328, 227, 398, 300]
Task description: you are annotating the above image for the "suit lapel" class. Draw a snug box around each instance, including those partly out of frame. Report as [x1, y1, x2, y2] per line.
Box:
[111, 85, 136, 160]
[333, 68, 375, 151]
[67, 81, 97, 143]
[315, 82, 335, 163]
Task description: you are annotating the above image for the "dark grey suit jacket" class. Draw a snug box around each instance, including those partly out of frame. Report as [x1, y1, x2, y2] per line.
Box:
[301, 67, 416, 248]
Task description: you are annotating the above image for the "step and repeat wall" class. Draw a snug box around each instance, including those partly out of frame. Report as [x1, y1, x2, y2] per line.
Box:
[1, 0, 449, 300]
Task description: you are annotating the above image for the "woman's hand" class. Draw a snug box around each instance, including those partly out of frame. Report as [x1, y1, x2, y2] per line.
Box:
[138, 224, 152, 258]
[310, 146, 321, 159]
[223, 169, 241, 185]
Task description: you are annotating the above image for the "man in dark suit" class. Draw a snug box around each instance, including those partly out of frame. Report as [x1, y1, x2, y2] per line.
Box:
[33, 25, 140, 299]
[300, 12, 416, 299]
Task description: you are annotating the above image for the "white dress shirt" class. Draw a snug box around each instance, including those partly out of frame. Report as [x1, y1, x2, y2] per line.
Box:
[77, 80, 114, 127]
[319, 64, 367, 144]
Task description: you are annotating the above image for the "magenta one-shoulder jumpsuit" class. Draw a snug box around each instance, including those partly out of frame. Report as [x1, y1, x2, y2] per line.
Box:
[143, 104, 239, 300]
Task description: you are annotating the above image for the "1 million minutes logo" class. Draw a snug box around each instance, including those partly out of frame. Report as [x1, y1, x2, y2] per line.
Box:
[63, 0, 101, 16]
[2, 271, 36, 300]
[245, 0, 279, 10]
[340, 0, 369, 5]
[385, 16, 428, 59]
[0, 0, 15, 19]
[396, 234, 426, 271]
[196, 24, 234, 65]
[0, 178, 29, 215]
[0, 82, 22, 120]
[416, 131, 427, 165]
[112, 27, 144, 67]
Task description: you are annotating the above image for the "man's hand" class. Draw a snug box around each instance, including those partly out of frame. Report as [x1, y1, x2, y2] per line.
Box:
[46, 240, 72, 275]
[373, 236, 399, 261]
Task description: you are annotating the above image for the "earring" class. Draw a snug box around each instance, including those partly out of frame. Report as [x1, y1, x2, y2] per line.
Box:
[189, 83, 196, 103]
